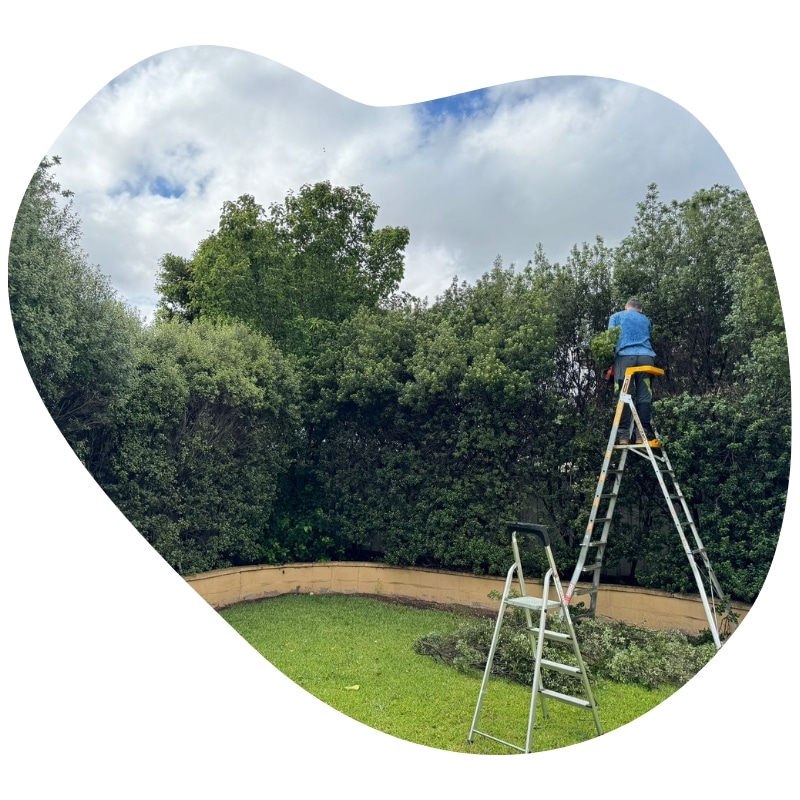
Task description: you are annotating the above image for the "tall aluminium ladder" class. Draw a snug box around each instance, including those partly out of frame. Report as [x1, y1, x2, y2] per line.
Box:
[563, 365, 734, 649]
[469, 522, 602, 754]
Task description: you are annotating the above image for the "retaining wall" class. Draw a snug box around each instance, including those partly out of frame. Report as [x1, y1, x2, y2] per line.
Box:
[186, 561, 750, 635]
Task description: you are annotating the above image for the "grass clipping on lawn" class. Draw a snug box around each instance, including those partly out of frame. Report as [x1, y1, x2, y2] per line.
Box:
[220, 594, 715, 755]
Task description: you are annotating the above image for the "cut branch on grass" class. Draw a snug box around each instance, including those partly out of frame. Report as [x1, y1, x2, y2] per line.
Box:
[415, 611, 718, 691]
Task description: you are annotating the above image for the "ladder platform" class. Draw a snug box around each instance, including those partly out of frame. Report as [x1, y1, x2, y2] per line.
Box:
[507, 596, 561, 611]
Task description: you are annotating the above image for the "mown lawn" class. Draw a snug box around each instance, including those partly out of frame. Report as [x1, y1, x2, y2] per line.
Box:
[220, 593, 676, 754]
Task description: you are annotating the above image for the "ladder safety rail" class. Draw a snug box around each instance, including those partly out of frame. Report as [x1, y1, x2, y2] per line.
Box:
[468, 523, 602, 754]
[564, 366, 735, 649]
[625, 365, 665, 377]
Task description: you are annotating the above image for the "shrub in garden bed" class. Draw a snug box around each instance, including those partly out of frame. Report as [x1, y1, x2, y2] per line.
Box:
[413, 605, 718, 691]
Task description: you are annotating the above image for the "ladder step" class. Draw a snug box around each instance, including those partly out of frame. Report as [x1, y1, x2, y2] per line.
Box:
[540, 659, 581, 675]
[528, 626, 571, 642]
[538, 689, 592, 709]
[572, 586, 597, 597]
[581, 563, 603, 573]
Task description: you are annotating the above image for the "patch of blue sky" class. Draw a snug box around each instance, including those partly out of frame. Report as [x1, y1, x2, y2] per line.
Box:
[150, 175, 186, 198]
[415, 87, 494, 128]
[480, 75, 613, 114]
[110, 174, 186, 199]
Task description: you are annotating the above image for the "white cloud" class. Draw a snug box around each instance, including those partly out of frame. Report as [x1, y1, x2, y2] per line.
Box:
[45, 49, 743, 319]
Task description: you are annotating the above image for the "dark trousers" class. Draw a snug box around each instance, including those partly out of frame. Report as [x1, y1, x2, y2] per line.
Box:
[615, 354, 655, 434]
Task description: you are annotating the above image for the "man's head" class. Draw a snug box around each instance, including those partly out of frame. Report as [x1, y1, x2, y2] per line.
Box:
[625, 298, 643, 312]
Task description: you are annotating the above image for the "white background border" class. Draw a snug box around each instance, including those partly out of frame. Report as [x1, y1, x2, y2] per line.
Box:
[2, 3, 795, 796]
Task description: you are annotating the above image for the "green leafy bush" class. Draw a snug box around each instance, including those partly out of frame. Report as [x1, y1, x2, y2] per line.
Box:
[590, 326, 620, 368]
[575, 616, 717, 688]
[414, 609, 717, 691]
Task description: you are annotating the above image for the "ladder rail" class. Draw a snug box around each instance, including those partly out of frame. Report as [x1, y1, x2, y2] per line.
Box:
[468, 559, 551, 746]
[544, 543, 603, 737]
[565, 365, 734, 649]
[565, 368, 638, 605]
[628, 430, 728, 646]
[651, 462, 722, 648]
[468, 561, 520, 743]
[524, 568, 552, 753]
[511, 532, 551, 717]
[657, 448, 728, 599]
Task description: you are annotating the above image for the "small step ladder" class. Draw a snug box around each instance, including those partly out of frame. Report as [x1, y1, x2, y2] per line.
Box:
[468, 522, 602, 754]
[564, 366, 735, 649]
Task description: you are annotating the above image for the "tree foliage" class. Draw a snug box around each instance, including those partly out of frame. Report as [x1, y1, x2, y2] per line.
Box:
[156, 182, 410, 355]
[270, 181, 409, 321]
[105, 318, 300, 574]
[297, 262, 562, 575]
[8, 156, 141, 470]
[613, 183, 767, 393]
[10, 163, 787, 605]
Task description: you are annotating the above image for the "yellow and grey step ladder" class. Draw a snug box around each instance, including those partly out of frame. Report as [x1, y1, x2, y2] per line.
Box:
[563, 365, 734, 649]
[468, 522, 602, 754]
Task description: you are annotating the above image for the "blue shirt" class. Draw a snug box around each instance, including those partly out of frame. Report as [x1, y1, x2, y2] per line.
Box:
[608, 309, 656, 357]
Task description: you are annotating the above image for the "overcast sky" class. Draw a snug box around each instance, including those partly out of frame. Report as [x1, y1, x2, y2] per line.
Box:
[47, 45, 744, 321]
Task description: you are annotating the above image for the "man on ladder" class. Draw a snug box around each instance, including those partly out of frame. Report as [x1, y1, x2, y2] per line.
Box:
[563, 297, 736, 648]
[609, 298, 657, 445]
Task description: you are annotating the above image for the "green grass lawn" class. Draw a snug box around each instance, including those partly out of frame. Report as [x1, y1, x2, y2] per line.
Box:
[220, 593, 676, 755]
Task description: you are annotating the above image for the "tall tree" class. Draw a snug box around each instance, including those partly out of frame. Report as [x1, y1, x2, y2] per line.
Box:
[613, 183, 766, 394]
[269, 181, 409, 323]
[8, 156, 141, 469]
[155, 182, 410, 354]
[529, 237, 615, 415]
